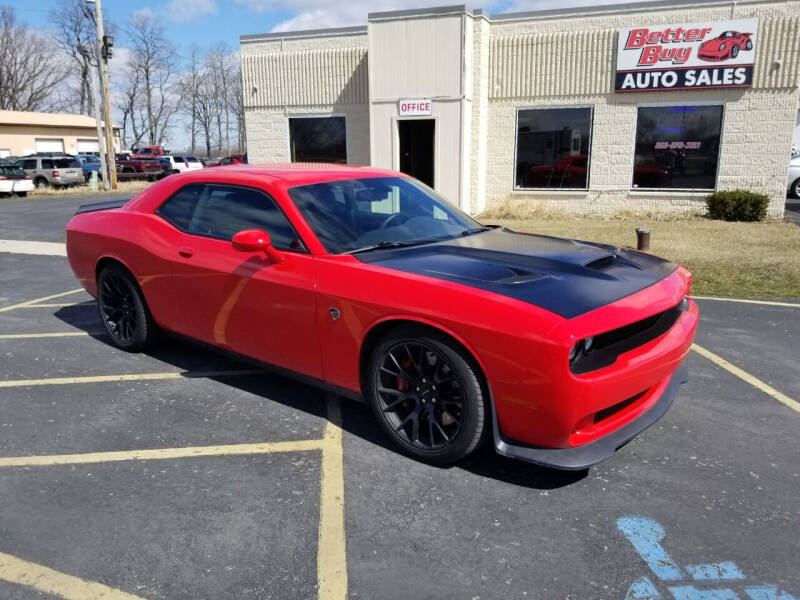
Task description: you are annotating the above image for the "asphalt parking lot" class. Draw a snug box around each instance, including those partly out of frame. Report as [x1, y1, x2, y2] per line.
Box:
[0, 194, 798, 600]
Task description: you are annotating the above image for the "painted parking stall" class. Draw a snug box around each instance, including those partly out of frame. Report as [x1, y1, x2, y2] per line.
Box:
[0, 195, 799, 598]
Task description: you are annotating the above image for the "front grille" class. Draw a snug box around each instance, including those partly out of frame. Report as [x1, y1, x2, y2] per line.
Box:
[571, 297, 688, 375]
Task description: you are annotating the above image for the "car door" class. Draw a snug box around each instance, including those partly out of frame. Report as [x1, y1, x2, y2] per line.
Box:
[156, 182, 323, 380]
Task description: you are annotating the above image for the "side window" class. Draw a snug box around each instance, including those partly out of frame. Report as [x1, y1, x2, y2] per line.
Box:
[156, 183, 205, 231]
[41, 159, 53, 169]
[19, 160, 36, 170]
[186, 184, 302, 250]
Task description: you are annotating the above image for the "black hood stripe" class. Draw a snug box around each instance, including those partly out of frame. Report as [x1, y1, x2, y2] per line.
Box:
[356, 228, 677, 319]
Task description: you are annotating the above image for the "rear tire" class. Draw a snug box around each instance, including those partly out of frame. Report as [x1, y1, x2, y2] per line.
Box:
[792, 178, 800, 199]
[34, 178, 48, 190]
[96, 263, 159, 352]
[365, 325, 488, 465]
[14, 192, 28, 197]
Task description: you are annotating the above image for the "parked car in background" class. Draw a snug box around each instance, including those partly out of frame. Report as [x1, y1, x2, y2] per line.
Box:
[207, 154, 248, 168]
[15, 155, 84, 189]
[164, 155, 204, 174]
[76, 154, 103, 181]
[787, 153, 800, 198]
[0, 164, 34, 196]
[129, 145, 166, 159]
[116, 157, 164, 181]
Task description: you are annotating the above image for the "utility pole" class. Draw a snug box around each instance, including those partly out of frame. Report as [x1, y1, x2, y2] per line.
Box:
[79, 44, 109, 192]
[87, 0, 118, 189]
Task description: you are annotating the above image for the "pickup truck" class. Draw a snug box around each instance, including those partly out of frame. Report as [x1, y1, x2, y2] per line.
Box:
[115, 158, 165, 181]
[129, 145, 166, 159]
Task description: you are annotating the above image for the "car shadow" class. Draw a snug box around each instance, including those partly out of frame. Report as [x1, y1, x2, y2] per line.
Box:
[54, 303, 587, 491]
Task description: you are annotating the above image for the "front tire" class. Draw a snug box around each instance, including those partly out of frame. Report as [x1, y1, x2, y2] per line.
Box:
[792, 178, 800, 199]
[366, 325, 488, 465]
[97, 263, 159, 352]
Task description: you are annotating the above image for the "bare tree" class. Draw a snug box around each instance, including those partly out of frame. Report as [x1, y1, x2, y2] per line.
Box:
[229, 65, 246, 153]
[114, 60, 147, 150]
[178, 48, 205, 154]
[127, 13, 180, 146]
[0, 7, 63, 111]
[49, 0, 113, 115]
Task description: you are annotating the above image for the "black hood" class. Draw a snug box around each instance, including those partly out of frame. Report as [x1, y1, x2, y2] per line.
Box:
[355, 228, 677, 319]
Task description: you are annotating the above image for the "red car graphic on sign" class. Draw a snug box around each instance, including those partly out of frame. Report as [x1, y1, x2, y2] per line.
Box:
[698, 31, 753, 61]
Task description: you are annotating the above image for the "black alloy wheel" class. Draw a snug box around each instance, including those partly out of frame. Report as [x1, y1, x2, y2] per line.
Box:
[97, 264, 158, 351]
[367, 325, 487, 464]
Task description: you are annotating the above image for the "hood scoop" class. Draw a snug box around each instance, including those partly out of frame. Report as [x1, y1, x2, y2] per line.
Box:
[419, 254, 544, 286]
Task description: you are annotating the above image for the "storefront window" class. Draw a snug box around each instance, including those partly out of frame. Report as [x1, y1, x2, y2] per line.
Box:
[633, 106, 723, 190]
[515, 107, 593, 189]
[289, 116, 347, 163]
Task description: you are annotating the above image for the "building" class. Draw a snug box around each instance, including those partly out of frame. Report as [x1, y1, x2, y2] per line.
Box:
[0, 110, 121, 158]
[241, 0, 800, 219]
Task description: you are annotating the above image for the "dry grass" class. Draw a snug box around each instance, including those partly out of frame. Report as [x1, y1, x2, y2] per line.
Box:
[29, 180, 153, 197]
[481, 207, 800, 298]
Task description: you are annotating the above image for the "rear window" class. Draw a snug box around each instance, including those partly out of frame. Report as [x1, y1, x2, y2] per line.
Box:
[55, 159, 80, 168]
[1, 166, 26, 176]
[186, 157, 200, 163]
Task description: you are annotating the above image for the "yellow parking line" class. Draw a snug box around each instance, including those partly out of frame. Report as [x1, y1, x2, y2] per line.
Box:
[0, 370, 264, 388]
[0, 438, 324, 468]
[692, 296, 800, 308]
[0, 551, 144, 599]
[692, 343, 800, 414]
[0, 332, 97, 340]
[18, 302, 91, 308]
[0, 289, 85, 313]
[0, 239, 67, 257]
[318, 396, 348, 600]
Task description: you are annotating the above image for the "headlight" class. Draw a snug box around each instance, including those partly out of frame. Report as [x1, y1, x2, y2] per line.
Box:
[720, 43, 726, 50]
[569, 337, 595, 364]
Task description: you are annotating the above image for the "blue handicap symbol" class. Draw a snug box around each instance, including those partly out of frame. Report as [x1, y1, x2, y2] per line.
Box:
[617, 516, 797, 600]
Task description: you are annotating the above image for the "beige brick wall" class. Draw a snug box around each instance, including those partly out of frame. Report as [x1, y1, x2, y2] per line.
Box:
[244, 105, 370, 165]
[480, 0, 800, 218]
[484, 87, 799, 219]
[242, 30, 370, 166]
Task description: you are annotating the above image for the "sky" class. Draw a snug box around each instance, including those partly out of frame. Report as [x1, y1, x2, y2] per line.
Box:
[7, 0, 627, 48]
[5, 0, 632, 151]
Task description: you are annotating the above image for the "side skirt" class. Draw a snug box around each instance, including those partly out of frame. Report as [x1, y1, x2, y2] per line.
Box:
[163, 330, 365, 404]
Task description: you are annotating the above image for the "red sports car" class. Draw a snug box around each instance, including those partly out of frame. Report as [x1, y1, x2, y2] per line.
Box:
[698, 31, 753, 61]
[66, 165, 698, 469]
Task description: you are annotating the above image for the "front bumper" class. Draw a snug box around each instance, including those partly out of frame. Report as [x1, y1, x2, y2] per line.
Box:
[494, 364, 688, 470]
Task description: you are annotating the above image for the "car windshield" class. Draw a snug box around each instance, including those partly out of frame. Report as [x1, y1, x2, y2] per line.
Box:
[288, 176, 485, 254]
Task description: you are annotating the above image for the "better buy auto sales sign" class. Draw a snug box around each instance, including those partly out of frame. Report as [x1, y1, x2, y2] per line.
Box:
[615, 18, 758, 92]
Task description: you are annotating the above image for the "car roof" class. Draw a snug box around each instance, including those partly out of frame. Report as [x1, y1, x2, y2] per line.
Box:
[180, 163, 403, 185]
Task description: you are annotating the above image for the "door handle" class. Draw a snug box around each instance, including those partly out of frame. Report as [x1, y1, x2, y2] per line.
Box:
[178, 246, 194, 258]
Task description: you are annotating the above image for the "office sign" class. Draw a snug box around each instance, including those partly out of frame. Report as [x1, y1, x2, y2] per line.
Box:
[398, 99, 432, 116]
[615, 18, 758, 92]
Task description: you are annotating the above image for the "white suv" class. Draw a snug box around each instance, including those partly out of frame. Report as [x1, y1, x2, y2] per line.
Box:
[165, 155, 203, 174]
[788, 153, 800, 198]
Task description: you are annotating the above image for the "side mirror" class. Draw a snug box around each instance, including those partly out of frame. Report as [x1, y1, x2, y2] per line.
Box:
[231, 229, 284, 263]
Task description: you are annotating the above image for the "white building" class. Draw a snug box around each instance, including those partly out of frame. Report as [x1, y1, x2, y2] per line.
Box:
[241, 0, 800, 219]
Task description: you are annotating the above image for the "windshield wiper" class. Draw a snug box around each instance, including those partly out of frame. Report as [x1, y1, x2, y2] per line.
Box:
[454, 227, 492, 238]
[345, 239, 441, 254]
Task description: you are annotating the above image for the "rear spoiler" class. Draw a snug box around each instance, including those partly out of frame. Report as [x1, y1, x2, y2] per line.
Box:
[75, 199, 129, 215]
